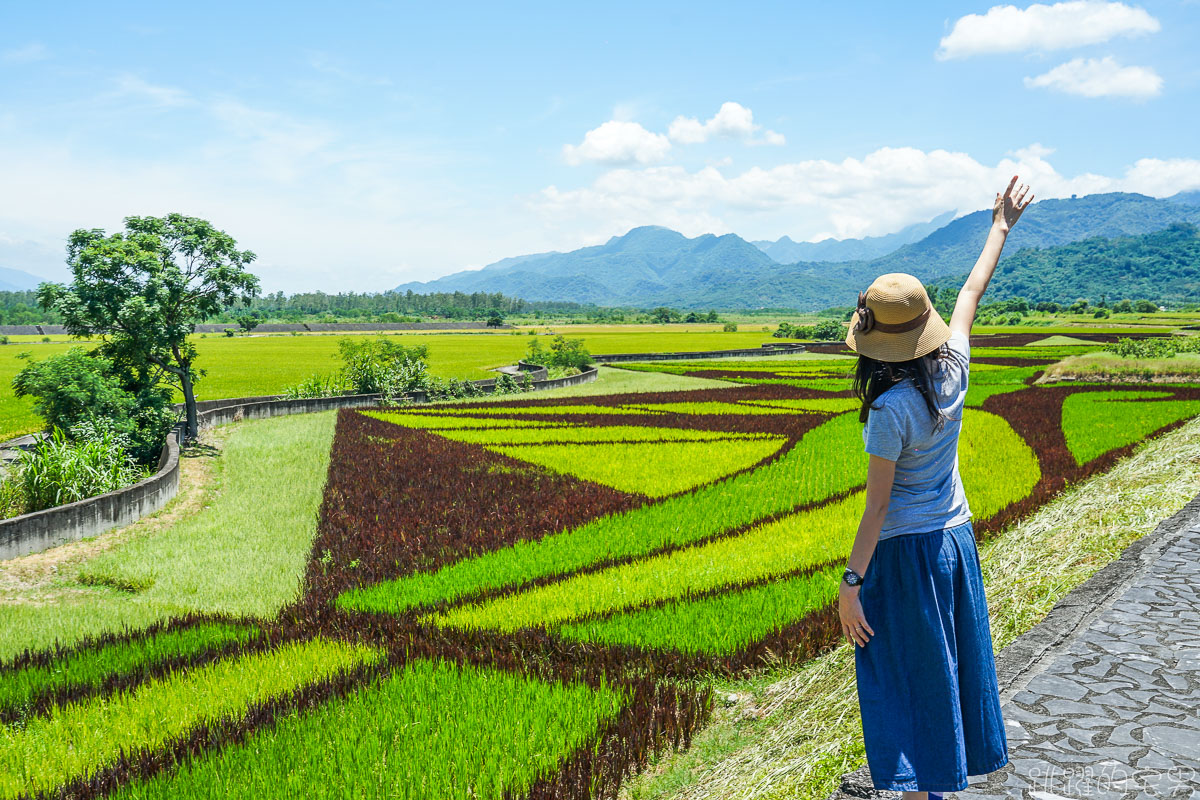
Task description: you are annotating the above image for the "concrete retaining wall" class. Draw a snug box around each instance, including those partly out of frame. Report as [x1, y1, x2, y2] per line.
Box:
[0, 435, 180, 561]
[0, 364, 599, 560]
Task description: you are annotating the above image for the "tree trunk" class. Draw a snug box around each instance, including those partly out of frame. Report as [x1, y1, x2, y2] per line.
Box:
[180, 368, 199, 441]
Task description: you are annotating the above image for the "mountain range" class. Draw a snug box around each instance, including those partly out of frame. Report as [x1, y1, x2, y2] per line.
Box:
[396, 191, 1200, 310]
[0, 267, 44, 292]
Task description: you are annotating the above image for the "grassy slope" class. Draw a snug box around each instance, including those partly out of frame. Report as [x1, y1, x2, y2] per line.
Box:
[1042, 351, 1200, 382]
[0, 412, 336, 660]
[621, 415, 1200, 800]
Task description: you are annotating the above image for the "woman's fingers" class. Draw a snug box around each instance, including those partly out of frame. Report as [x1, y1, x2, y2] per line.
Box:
[1003, 175, 1018, 198]
[1014, 184, 1028, 205]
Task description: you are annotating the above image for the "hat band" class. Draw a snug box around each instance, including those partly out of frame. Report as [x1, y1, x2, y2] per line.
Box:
[867, 305, 931, 334]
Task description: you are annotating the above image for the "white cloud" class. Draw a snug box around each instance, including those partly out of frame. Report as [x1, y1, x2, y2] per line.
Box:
[562, 120, 672, 166]
[937, 1, 1160, 59]
[113, 74, 192, 108]
[532, 145, 1200, 246]
[1, 42, 48, 63]
[668, 102, 785, 146]
[1024, 56, 1162, 98]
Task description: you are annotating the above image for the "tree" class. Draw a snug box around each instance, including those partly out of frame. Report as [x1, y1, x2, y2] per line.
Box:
[650, 307, 677, 324]
[237, 314, 260, 333]
[39, 214, 259, 439]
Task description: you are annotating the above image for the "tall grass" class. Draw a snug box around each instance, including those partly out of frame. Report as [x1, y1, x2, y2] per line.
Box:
[1, 427, 147, 518]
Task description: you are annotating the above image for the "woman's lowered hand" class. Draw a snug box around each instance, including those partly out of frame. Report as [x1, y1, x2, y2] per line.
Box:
[839, 581, 875, 647]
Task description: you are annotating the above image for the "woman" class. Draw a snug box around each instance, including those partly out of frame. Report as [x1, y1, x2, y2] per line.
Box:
[838, 175, 1034, 798]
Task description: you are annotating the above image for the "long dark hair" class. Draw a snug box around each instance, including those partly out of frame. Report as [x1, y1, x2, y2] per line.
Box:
[853, 345, 950, 432]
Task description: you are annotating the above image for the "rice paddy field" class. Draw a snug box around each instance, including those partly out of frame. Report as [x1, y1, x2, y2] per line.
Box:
[4, 331, 1200, 798]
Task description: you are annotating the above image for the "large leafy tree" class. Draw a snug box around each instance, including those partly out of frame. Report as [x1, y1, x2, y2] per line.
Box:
[39, 214, 259, 439]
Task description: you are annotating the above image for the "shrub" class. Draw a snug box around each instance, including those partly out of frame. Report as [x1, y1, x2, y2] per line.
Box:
[282, 373, 347, 399]
[224, 329, 236, 337]
[494, 372, 522, 395]
[1134, 299, 1159, 313]
[1007, 314, 1023, 325]
[1093, 308, 1110, 319]
[0, 335, 8, 345]
[723, 322, 738, 332]
[811, 319, 845, 340]
[1105, 336, 1200, 359]
[11, 348, 175, 464]
[526, 335, 592, 370]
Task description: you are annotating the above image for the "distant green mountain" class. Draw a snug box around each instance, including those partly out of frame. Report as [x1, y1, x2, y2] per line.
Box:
[396, 225, 780, 307]
[751, 210, 956, 263]
[396, 192, 1200, 309]
[934, 223, 1200, 304]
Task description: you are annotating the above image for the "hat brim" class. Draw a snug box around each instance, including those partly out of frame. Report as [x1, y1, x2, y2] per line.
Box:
[844, 310, 953, 362]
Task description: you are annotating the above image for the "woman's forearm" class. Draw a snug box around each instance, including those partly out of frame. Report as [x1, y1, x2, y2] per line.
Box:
[846, 504, 887, 577]
[961, 222, 1009, 298]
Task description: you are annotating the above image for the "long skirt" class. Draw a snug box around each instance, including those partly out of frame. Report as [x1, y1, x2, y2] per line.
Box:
[853, 520, 1009, 792]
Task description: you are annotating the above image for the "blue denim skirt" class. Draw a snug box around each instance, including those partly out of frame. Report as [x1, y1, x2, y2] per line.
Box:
[853, 520, 1009, 792]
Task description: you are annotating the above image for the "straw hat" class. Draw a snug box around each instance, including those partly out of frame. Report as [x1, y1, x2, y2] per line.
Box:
[844, 273, 952, 362]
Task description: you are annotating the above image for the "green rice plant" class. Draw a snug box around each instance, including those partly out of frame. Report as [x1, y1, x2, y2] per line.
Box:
[106, 658, 625, 800]
[558, 565, 843, 656]
[408, 403, 665, 416]
[620, 401, 800, 416]
[337, 412, 868, 615]
[0, 638, 380, 799]
[485, 436, 788, 497]
[438, 425, 777, 446]
[0, 622, 257, 718]
[958, 409, 1042, 518]
[432, 494, 864, 633]
[1061, 390, 1200, 466]
[743, 398, 860, 413]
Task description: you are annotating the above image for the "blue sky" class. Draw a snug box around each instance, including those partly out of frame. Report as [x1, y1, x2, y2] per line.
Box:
[1, 1, 1197, 291]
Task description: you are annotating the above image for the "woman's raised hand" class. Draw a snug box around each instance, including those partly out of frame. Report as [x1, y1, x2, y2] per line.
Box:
[993, 175, 1033, 234]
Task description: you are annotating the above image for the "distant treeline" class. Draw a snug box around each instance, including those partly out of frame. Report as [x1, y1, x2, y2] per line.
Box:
[0, 291, 56, 325]
[210, 290, 591, 323]
[0, 288, 594, 325]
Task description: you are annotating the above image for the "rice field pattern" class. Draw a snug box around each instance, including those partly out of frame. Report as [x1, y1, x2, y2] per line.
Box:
[4, 334, 1199, 798]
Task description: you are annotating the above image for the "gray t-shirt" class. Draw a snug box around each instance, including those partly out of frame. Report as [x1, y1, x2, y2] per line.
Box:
[862, 330, 972, 539]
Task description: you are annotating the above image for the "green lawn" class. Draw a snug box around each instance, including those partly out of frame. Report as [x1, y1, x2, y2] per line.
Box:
[0, 412, 336, 660]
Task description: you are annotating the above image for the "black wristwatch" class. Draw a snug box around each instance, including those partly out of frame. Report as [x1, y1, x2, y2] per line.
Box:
[842, 567, 864, 587]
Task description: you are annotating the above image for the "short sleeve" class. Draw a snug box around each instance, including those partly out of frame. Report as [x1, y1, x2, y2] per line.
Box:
[863, 400, 904, 461]
[946, 330, 970, 363]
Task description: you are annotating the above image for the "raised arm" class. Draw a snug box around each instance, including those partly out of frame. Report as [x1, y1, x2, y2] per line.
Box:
[949, 175, 1034, 338]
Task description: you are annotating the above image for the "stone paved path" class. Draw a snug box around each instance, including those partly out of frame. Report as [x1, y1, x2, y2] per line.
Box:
[960, 522, 1200, 799]
[833, 495, 1200, 800]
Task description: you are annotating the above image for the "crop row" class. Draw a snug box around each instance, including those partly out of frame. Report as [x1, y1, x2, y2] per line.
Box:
[0, 637, 380, 799]
[0, 620, 257, 724]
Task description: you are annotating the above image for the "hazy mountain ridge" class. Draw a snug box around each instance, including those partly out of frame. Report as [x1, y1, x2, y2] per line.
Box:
[751, 210, 956, 263]
[397, 191, 1200, 309]
[0, 267, 46, 292]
